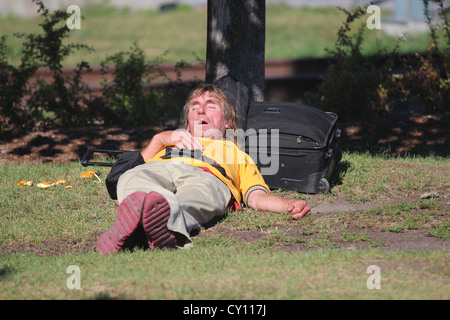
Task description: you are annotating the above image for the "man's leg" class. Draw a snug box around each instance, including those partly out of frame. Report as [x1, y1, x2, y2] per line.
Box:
[168, 163, 232, 234]
[118, 161, 231, 241]
[96, 191, 147, 255]
[97, 162, 180, 255]
[97, 190, 178, 255]
[113, 161, 231, 248]
[116, 161, 177, 205]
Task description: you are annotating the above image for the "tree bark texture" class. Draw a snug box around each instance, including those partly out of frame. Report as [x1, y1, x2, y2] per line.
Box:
[206, 0, 266, 102]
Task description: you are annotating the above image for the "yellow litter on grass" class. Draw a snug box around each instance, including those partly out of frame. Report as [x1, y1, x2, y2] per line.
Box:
[55, 179, 67, 185]
[36, 181, 55, 189]
[79, 170, 101, 183]
[17, 180, 33, 186]
[17, 172, 100, 190]
[23, 179, 71, 189]
[79, 170, 97, 178]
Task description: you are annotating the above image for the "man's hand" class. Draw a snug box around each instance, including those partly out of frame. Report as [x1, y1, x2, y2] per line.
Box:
[141, 130, 204, 161]
[171, 130, 204, 150]
[286, 199, 311, 219]
[247, 189, 311, 219]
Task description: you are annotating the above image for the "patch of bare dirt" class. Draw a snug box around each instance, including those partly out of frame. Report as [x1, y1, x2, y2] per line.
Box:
[0, 237, 98, 257]
[196, 224, 448, 252]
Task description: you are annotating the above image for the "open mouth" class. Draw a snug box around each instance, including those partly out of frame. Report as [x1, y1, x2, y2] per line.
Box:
[196, 119, 209, 126]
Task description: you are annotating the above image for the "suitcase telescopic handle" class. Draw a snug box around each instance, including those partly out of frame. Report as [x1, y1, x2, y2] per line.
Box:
[81, 147, 127, 167]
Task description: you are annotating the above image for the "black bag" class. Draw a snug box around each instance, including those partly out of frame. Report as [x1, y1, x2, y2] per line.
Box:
[245, 101, 341, 194]
[105, 151, 145, 200]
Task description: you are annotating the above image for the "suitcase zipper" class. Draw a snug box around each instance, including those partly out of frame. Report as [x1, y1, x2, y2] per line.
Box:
[296, 135, 320, 146]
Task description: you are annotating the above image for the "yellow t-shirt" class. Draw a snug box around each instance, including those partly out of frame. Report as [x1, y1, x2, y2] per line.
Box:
[147, 138, 270, 205]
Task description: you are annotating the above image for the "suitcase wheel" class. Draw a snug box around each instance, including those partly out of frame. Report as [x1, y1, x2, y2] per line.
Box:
[318, 178, 330, 193]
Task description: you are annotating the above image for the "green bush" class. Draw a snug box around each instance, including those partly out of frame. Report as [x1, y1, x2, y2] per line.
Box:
[18, 0, 95, 127]
[305, 6, 396, 120]
[0, 0, 94, 130]
[386, 0, 450, 113]
[0, 35, 39, 129]
[306, 0, 450, 120]
[0, 0, 191, 131]
[99, 43, 196, 126]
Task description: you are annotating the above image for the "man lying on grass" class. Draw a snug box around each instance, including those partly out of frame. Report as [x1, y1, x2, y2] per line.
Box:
[96, 84, 311, 255]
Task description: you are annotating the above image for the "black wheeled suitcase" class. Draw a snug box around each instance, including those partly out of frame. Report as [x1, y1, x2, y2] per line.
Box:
[244, 101, 341, 194]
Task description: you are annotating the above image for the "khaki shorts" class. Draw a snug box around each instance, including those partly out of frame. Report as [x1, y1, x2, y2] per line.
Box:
[116, 161, 232, 243]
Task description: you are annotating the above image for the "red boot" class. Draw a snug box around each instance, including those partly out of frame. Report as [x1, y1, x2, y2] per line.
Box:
[96, 191, 177, 255]
[141, 191, 177, 250]
[96, 191, 147, 256]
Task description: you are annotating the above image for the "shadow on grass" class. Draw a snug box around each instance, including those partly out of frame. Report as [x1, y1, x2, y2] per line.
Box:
[1, 110, 448, 166]
[329, 160, 351, 190]
[0, 266, 17, 281]
[337, 112, 450, 158]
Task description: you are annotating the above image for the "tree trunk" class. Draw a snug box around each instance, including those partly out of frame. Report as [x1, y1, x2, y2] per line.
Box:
[205, 0, 266, 102]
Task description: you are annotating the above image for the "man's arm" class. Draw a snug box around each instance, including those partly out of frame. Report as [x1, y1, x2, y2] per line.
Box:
[246, 189, 311, 219]
[141, 130, 204, 161]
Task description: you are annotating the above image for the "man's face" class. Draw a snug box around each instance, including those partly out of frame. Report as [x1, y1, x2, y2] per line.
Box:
[187, 91, 229, 138]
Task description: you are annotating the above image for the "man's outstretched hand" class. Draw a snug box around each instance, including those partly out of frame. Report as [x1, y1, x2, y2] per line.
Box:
[287, 199, 311, 219]
[247, 190, 311, 219]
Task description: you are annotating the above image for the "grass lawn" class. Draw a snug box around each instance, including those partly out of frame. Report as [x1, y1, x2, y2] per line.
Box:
[0, 152, 448, 300]
[0, 4, 444, 67]
[1, 247, 448, 300]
